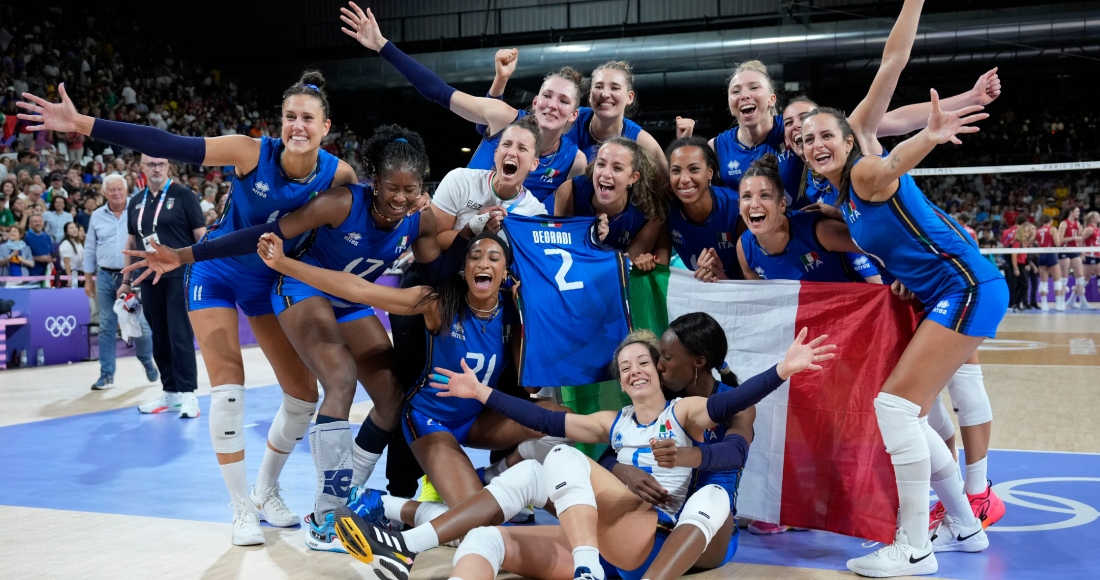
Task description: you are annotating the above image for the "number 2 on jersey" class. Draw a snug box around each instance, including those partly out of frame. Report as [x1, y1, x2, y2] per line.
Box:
[544, 249, 584, 291]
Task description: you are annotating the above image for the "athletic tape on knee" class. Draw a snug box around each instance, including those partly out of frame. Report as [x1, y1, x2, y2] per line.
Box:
[486, 460, 548, 520]
[518, 436, 571, 464]
[947, 364, 993, 427]
[268, 393, 316, 453]
[674, 484, 730, 549]
[874, 392, 929, 466]
[209, 385, 246, 454]
[927, 393, 955, 441]
[544, 444, 596, 513]
[453, 526, 506, 573]
[920, 417, 956, 477]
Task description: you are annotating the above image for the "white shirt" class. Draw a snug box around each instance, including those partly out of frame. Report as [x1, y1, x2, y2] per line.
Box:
[59, 239, 84, 283]
[610, 399, 695, 518]
[121, 86, 137, 105]
[431, 168, 546, 232]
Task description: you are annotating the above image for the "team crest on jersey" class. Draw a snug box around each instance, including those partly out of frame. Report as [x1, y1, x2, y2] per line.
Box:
[933, 300, 950, 315]
[726, 160, 741, 176]
[344, 232, 362, 246]
[671, 229, 684, 246]
[800, 251, 824, 271]
[618, 230, 631, 245]
[852, 255, 871, 271]
[451, 321, 466, 341]
[716, 232, 735, 249]
[656, 419, 676, 440]
[612, 432, 623, 449]
[754, 266, 767, 278]
[843, 199, 861, 223]
[395, 235, 409, 253]
[253, 181, 271, 198]
[540, 167, 560, 183]
[166, 197, 175, 210]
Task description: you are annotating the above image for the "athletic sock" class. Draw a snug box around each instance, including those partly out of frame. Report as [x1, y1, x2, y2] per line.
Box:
[965, 456, 988, 495]
[220, 460, 253, 509]
[931, 463, 978, 528]
[401, 519, 440, 553]
[256, 448, 290, 491]
[414, 501, 449, 526]
[572, 546, 605, 580]
[352, 446, 383, 488]
[894, 464, 931, 550]
[309, 416, 353, 518]
[382, 494, 411, 523]
[352, 415, 392, 486]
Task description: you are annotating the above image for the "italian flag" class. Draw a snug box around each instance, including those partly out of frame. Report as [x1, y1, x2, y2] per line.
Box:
[800, 251, 820, 267]
[563, 266, 919, 543]
[398, 235, 408, 246]
[541, 221, 564, 228]
[716, 232, 734, 243]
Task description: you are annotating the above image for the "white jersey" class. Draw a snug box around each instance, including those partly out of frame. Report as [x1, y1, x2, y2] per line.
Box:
[431, 168, 547, 233]
[610, 398, 695, 518]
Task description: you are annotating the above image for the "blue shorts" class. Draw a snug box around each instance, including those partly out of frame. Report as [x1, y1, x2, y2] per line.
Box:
[272, 273, 375, 324]
[1085, 256, 1100, 266]
[402, 405, 478, 446]
[923, 278, 1007, 338]
[601, 523, 739, 580]
[185, 260, 276, 317]
[1059, 252, 1081, 260]
[1038, 253, 1059, 267]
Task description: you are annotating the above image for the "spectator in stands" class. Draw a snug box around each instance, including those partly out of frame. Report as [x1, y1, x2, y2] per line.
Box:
[45, 172, 68, 200]
[58, 221, 83, 287]
[75, 195, 97, 232]
[0, 225, 33, 283]
[13, 150, 38, 177]
[10, 197, 27, 231]
[0, 191, 13, 228]
[83, 173, 156, 390]
[44, 195, 73, 242]
[24, 213, 53, 277]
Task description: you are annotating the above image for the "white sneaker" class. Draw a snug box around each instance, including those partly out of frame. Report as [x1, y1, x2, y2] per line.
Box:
[846, 529, 937, 578]
[138, 392, 182, 414]
[230, 500, 265, 546]
[178, 392, 200, 418]
[251, 484, 300, 528]
[930, 513, 988, 553]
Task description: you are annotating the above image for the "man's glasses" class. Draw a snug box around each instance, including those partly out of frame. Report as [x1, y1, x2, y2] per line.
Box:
[143, 162, 169, 170]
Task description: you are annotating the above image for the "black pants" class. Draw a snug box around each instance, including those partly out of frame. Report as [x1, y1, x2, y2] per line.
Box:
[140, 276, 197, 393]
[1004, 263, 1027, 307]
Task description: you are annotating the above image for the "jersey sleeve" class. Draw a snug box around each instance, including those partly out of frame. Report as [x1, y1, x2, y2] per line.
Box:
[431, 169, 468, 217]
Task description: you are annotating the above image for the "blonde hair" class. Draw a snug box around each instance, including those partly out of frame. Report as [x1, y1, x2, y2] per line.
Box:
[609, 329, 660, 381]
[1086, 211, 1100, 225]
[728, 60, 778, 116]
[591, 61, 638, 116]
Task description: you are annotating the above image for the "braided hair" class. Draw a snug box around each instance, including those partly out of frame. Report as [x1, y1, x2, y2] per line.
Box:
[363, 125, 429, 182]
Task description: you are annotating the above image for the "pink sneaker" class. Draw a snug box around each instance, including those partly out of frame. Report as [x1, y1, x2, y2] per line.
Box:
[747, 520, 789, 535]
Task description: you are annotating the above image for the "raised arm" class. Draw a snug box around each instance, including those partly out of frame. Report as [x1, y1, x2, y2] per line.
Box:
[877, 68, 1001, 138]
[340, 3, 519, 135]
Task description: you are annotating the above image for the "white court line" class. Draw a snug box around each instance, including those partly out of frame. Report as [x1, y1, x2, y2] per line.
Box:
[1070, 338, 1097, 355]
[990, 447, 1100, 457]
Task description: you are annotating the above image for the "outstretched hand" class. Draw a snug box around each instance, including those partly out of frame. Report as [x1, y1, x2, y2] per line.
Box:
[340, 2, 387, 52]
[121, 239, 180, 285]
[926, 89, 988, 145]
[16, 82, 81, 133]
[430, 359, 486, 400]
[776, 327, 836, 380]
[970, 68, 1001, 106]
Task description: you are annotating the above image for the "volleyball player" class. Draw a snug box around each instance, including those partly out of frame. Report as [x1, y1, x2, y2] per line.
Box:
[1036, 214, 1064, 311]
[1082, 212, 1099, 297]
[553, 138, 667, 266]
[800, 0, 1005, 573]
[339, 2, 585, 213]
[124, 125, 442, 551]
[1058, 207, 1090, 308]
[19, 72, 357, 546]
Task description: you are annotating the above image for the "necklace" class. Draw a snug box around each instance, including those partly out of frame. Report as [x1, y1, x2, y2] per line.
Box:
[537, 136, 562, 168]
[371, 200, 399, 226]
[280, 150, 319, 184]
[467, 297, 500, 332]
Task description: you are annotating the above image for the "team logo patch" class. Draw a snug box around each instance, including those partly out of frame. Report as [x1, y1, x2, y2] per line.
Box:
[540, 167, 560, 183]
[322, 469, 352, 497]
[395, 235, 409, 252]
[344, 232, 362, 246]
[613, 432, 623, 449]
[166, 197, 175, 210]
[754, 266, 767, 278]
[253, 181, 271, 198]
[716, 232, 734, 243]
[933, 300, 950, 315]
[671, 229, 684, 245]
[800, 251, 824, 271]
[656, 419, 676, 439]
[727, 160, 741, 176]
[852, 255, 871, 270]
[844, 199, 861, 222]
[541, 221, 563, 228]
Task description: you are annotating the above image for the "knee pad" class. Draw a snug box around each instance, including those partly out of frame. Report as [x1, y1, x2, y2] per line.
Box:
[543, 444, 597, 514]
[486, 460, 548, 521]
[452, 526, 506, 573]
[675, 484, 730, 549]
[518, 436, 571, 464]
[209, 385, 246, 454]
[926, 394, 955, 441]
[874, 392, 929, 466]
[919, 417, 956, 478]
[946, 364, 993, 427]
[268, 393, 316, 453]
[1054, 280, 1063, 291]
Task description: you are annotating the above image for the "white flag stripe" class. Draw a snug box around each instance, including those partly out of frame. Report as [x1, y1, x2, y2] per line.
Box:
[665, 269, 798, 523]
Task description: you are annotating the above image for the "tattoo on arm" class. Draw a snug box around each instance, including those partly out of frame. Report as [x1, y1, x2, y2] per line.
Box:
[890, 154, 901, 170]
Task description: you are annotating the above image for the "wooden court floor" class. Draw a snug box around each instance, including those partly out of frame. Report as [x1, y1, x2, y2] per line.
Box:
[0, 312, 1096, 579]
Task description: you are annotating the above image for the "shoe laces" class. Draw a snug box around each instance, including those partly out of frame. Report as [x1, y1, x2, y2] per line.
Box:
[255, 484, 293, 514]
[229, 500, 260, 526]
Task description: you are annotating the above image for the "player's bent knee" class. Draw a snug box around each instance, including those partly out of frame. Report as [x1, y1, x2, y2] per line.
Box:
[927, 393, 955, 441]
[675, 484, 730, 549]
[267, 392, 316, 453]
[486, 459, 548, 521]
[947, 364, 993, 427]
[874, 392, 928, 466]
[210, 385, 246, 454]
[452, 526, 506, 574]
[544, 444, 597, 513]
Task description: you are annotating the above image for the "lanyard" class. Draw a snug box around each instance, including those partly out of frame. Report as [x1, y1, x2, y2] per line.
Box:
[137, 179, 171, 238]
[487, 171, 527, 214]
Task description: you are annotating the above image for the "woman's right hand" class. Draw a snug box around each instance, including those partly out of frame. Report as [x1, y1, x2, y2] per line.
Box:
[675, 116, 696, 139]
[340, 2, 388, 52]
[495, 48, 518, 79]
[258, 232, 287, 271]
[430, 359, 487, 400]
[122, 239, 181, 285]
[611, 462, 669, 508]
[801, 202, 844, 222]
[16, 83, 85, 134]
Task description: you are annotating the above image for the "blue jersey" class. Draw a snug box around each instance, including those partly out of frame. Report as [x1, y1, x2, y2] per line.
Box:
[712, 115, 785, 190]
[408, 297, 517, 422]
[570, 175, 648, 252]
[501, 214, 632, 387]
[790, 169, 881, 281]
[839, 166, 1003, 307]
[777, 149, 805, 202]
[566, 107, 643, 163]
[205, 135, 340, 271]
[468, 110, 580, 214]
[740, 211, 854, 282]
[693, 382, 743, 516]
[667, 186, 741, 279]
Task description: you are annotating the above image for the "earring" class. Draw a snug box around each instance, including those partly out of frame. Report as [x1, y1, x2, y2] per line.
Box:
[693, 367, 699, 391]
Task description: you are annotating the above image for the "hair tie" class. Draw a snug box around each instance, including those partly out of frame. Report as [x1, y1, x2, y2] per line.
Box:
[719, 361, 730, 372]
[393, 137, 408, 143]
[302, 83, 320, 92]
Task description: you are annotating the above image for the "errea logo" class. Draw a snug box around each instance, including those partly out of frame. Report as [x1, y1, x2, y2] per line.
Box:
[344, 232, 362, 246]
[727, 160, 741, 176]
[933, 300, 950, 315]
[853, 256, 871, 271]
[754, 267, 767, 279]
[253, 181, 271, 198]
[671, 229, 684, 246]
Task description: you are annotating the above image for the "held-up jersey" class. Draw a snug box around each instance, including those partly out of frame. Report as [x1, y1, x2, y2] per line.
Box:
[839, 166, 1003, 307]
[501, 214, 631, 387]
[667, 186, 741, 279]
[571, 175, 648, 252]
[566, 107, 643, 163]
[611, 399, 695, 518]
[740, 211, 854, 282]
[287, 184, 420, 305]
[205, 135, 339, 271]
[468, 110, 580, 214]
[407, 296, 517, 422]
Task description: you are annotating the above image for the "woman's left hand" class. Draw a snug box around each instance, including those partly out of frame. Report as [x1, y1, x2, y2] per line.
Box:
[339, 2, 387, 52]
[257, 232, 288, 271]
[777, 327, 836, 380]
[926, 89, 988, 146]
[431, 359, 486, 400]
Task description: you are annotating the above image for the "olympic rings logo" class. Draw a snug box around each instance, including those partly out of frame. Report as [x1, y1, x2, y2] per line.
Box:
[44, 315, 77, 338]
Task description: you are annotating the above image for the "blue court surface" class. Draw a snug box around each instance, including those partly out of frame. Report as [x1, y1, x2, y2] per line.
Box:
[2, 385, 1097, 579]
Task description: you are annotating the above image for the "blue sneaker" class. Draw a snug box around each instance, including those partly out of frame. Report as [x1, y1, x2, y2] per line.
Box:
[143, 361, 159, 383]
[347, 486, 390, 529]
[90, 374, 114, 391]
[305, 512, 347, 553]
